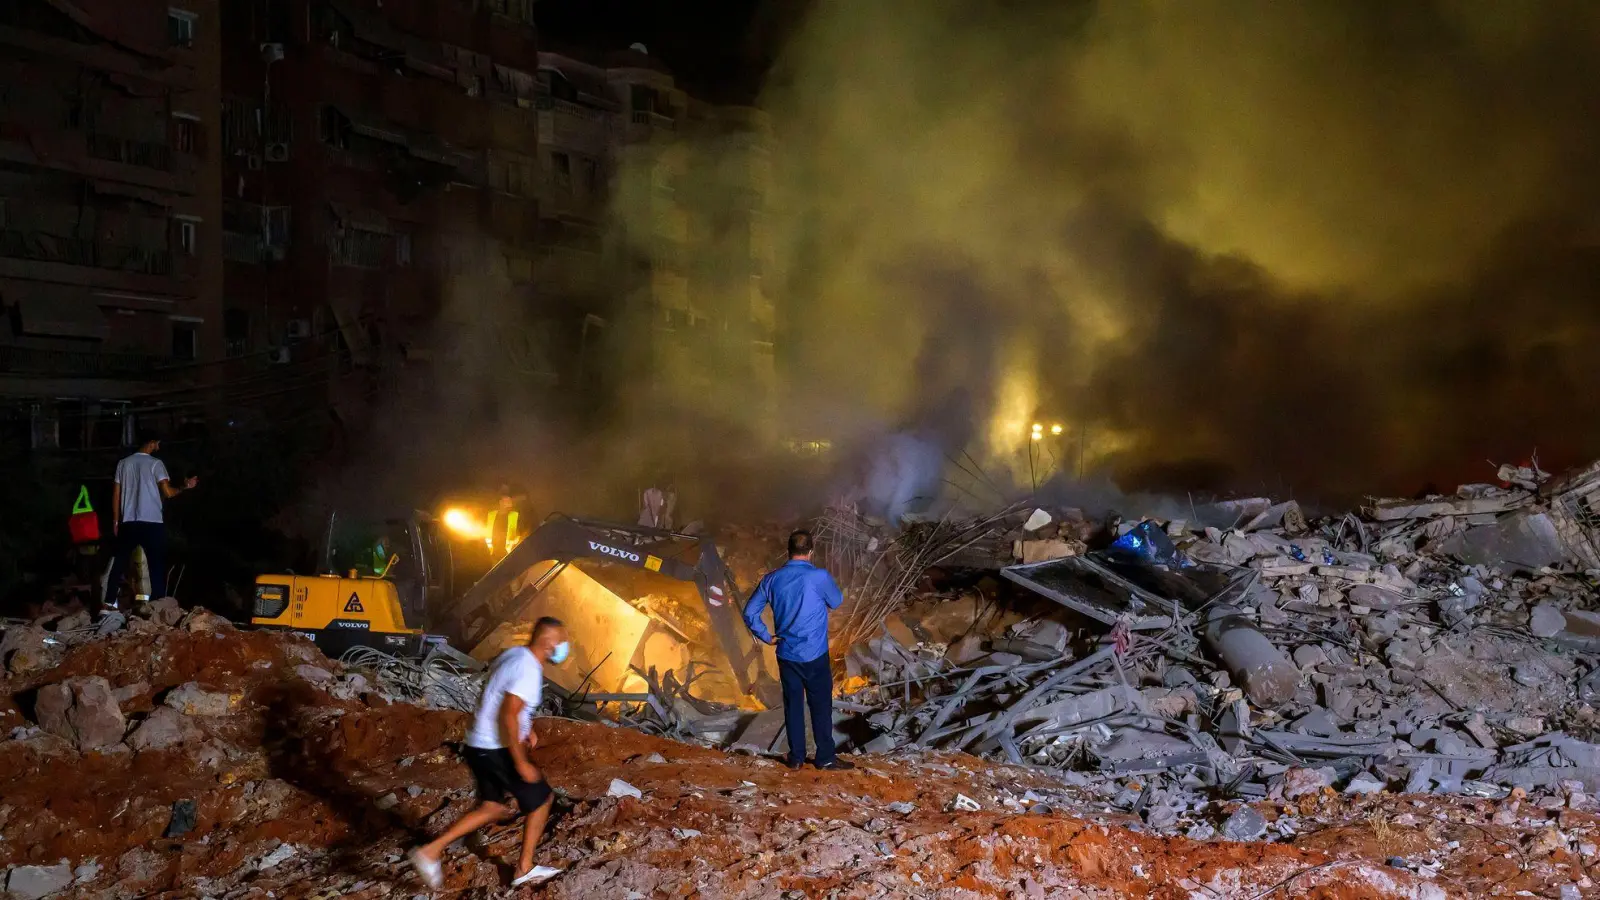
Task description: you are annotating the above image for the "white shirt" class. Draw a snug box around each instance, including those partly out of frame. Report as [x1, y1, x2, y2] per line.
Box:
[467, 646, 543, 750]
[114, 452, 170, 524]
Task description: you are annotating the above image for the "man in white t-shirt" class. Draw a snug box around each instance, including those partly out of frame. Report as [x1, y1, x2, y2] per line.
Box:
[102, 433, 197, 611]
[410, 616, 570, 890]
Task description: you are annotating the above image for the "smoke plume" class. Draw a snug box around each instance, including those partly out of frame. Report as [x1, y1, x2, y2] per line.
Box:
[713, 0, 1600, 503]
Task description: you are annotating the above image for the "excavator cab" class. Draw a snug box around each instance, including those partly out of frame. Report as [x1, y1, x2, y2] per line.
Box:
[251, 510, 453, 657]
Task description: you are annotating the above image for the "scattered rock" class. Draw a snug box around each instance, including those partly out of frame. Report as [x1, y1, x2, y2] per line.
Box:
[295, 665, 335, 684]
[95, 612, 126, 636]
[111, 681, 150, 708]
[947, 793, 981, 813]
[1344, 772, 1387, 795]
[1222, 806, 1267, 841]
[607, 779, 643, 800]
[164, 799, 198, 838]
[34, 676, 126, 751]
[255, 843, 297, 871]
[1281, 767, 1333, 800]
[1530, 604, 1568, 638]
[126, 706, 203, 751]
[181, 608, 233, 632]
[164, 682, 241, 717]
[145, 597, 184, 627]
[5, 862, 73, 900]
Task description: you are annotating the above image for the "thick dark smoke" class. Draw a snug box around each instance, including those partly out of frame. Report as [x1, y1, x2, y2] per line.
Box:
[319, 0, 1600, 533]
[755, 0, 1600, 502]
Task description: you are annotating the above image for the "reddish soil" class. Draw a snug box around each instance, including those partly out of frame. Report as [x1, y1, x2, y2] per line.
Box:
[2, 627, 1594, 898]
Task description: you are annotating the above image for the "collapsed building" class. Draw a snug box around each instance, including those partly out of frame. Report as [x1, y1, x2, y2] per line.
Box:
[7, 459, 1600, 896]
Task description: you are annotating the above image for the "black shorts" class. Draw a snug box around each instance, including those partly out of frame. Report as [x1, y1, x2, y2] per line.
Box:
[462, 746, 552, 814]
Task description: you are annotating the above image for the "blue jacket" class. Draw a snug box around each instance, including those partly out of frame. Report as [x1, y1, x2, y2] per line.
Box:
[742, 559, 843, 663]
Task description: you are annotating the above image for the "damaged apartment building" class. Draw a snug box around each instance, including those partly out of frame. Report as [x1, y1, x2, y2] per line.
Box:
[0, 0, 223, 464]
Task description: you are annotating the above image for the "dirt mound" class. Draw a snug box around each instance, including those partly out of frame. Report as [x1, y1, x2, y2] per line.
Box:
[0, 622, 1591, 898]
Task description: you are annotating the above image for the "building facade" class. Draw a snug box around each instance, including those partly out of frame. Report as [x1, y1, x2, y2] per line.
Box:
[219, 0, 548, 431]
[535, 48, 776, 437]
[0, 0, 223, 457]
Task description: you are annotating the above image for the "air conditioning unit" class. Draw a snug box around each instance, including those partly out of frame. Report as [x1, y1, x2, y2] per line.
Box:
[265, 143, 290, 162]
[268, 346, 291, 364]
[260, 42, 285, 63]
[285, 318, 312, 339]
[245, 153, 263, 171]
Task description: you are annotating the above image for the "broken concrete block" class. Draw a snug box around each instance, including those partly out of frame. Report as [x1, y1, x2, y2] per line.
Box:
[164, 683, 242, 717]
[1, 625, 53, 675]
[126, 707, 202, 752]
[1530, 605, 1568, 638]
[607, 778, 643, 800]
[1023, 509, 1052, 532]
[181, 609, 233, 633]
[95, 612, 127, 636]
[945, 634, 987, 666]
[920, 596, 980, 644]
[111, 681, 150, 709]
[1281, 767, 1333, 800]
[35, 676, 126, 751]
[947, 793, 980, 812]
[1344, 772, 1387, 795]
[55, 611, 91, 632]
[1221, 806, 1266, 840]
[145, 597, 183, 627]
[1014, 539, 1082, 564]
[1292, 645, 1328, 670]
[730, 710, 786, 755]
[5, 862, 73, 900]
[295, 665, 335, 684]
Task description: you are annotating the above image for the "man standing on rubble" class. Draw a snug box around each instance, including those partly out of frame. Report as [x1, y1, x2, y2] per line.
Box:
[409, 617, 569, 890]
[742, 530, 853, 770]
[103, 431, 197, 611]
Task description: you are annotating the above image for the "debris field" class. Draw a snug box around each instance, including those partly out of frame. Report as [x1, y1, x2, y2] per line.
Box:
[7, 458, 1600, 896]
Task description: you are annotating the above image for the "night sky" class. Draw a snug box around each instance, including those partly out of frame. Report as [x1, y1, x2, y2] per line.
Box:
[535, 0, 799, 104]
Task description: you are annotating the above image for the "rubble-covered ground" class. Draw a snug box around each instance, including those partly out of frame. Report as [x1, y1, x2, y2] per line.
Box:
[2, 609, 1598, 898]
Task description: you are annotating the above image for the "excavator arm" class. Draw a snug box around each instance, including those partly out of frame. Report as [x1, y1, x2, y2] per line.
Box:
[444, 516, 772, 700]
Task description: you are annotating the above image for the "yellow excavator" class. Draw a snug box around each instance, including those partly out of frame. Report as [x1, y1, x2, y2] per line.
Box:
[249, 512, 776, 702]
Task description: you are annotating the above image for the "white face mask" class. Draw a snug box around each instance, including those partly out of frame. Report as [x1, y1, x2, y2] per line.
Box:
[549, 641, 570, 665]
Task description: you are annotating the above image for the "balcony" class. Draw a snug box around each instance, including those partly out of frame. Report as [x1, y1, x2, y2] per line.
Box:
[0, 345, 169, 378]
[222, 231, 286, 265]
[0, 230, 173, 276]
[631, 110, 676, 130]
[85, 133, 172, 172]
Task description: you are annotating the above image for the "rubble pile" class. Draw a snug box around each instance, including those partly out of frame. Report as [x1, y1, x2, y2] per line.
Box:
[5, 599, 1509, 898]
[821, 459, 1600, 847]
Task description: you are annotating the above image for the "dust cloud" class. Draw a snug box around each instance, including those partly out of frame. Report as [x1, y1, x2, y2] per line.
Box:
[703, 0, 1600, 505]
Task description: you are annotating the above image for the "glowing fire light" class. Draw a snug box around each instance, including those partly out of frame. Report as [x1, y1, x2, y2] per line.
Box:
[442, 507, 484, 540]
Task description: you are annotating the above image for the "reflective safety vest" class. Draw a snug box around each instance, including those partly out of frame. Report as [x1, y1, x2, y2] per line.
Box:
[69, 485, 101, 545]
[485, 508, 519, 551]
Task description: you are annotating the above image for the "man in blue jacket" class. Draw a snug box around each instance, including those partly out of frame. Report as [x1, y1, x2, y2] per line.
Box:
[742, 529, 853, 770]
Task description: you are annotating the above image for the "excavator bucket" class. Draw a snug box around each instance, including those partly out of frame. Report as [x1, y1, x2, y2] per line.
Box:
[443, 516, 777, 706]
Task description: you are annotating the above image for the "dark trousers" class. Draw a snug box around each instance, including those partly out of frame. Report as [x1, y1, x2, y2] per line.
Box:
[778, 652, 835, 765]
[104, 521, 167, 608]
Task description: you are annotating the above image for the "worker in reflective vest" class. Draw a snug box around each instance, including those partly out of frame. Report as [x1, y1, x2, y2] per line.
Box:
[485, 488, 520, 560]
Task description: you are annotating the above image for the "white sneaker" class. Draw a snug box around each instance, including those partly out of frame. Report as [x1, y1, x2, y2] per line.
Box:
[408, 848, 443, 890]
[511, 865, 562, 887]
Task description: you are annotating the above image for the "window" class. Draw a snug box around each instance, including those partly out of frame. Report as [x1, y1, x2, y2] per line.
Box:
[173, 116, 198, 154]
[172, 322, 198, 361]
[580, 158, 598, 196]
[319, 106, 349, 149]
[224, 308, 250, 358]
[174, 217, 199, 256]
[395, 233, 411, 267]
[552, 152, 571, 192]
[330, 226, 387, 268]
[167, 9, 197, 47]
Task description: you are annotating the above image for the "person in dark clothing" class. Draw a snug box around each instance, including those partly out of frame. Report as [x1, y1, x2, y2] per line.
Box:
[742, 529, 854, 771]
